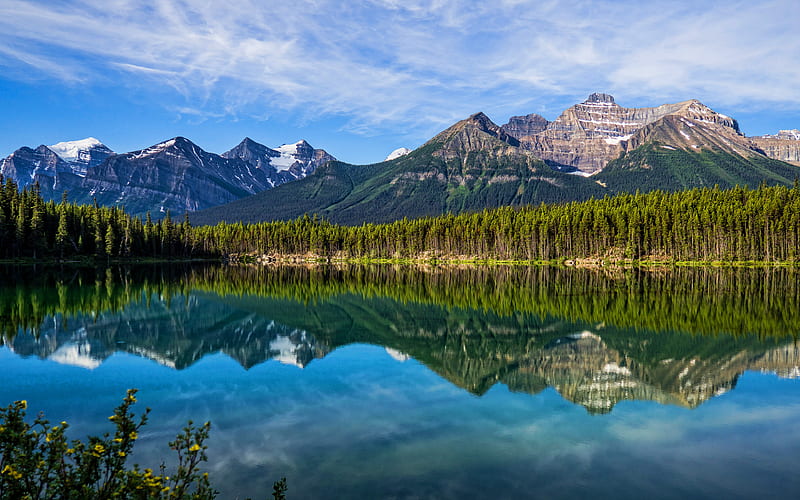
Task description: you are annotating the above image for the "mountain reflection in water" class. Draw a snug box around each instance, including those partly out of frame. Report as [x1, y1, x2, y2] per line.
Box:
[2, 263, 797, 414]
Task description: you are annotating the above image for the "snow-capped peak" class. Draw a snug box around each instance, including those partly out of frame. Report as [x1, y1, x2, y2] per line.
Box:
[385, 147, 411, 161]
[271, 141, 304, 171]
[48, 137, 104, 162]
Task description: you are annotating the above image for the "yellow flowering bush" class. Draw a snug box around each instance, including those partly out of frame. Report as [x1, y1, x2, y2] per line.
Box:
[0, 389, 232, 499]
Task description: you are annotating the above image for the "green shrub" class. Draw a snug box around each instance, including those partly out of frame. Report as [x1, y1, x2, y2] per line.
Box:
[0, 389, 220, 499]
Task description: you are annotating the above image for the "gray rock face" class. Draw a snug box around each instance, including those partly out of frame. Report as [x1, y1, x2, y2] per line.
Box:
[222, 137, 281, 172]
[586, 92, 616, 104]
[79, 137, 275, 215]
[501, 113, 550, 139]
[752, 130, 800, 166]
[223, 138, 335, 188]
[1, 136, 335, 216]
[0, 145, 83, 199]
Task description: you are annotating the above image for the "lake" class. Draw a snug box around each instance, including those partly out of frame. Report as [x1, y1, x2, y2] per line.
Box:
[1, 264, 799, 499]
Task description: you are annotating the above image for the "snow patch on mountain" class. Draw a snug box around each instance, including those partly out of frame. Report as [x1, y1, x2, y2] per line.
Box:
[48, 137, 103, 162]
[385, 147, 411, 161]
[272, 142, 304, 171]
[603, 134, 633, 145]
[131, 139, 176, 159]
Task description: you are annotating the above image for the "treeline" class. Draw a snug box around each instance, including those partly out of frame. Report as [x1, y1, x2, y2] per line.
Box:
[0, 178, 204, 260]
[3, 264, 798, 342]
[0, 264, 202, 338]
[184, 264, 800, 340]
[193, 184, 800, 262]
[3, 176, 800, 262]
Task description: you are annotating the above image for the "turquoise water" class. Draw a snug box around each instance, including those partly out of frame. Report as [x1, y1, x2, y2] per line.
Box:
[1, 264, 799, 499]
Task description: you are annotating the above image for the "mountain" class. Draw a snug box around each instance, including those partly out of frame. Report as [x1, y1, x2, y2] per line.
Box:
[190, 112, 608, 225]
[0, 137, 116, 200]
[594, 138, 800, 194]
[3, 94, 797, 222]
[80, 137, 334, 215]
[47, 137, 115, 175]
[504, 93, 766, 175]
[752, 129, 800, 166]
[1, 136, 334, 216]
[191, 96, 799, 226]
[0, 144, 84, 200]
[222, 138, 335, 187]
[76, 137, 270, 215]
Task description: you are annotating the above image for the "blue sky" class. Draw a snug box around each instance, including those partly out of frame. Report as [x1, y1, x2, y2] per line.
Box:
[1, 0, 798, 164]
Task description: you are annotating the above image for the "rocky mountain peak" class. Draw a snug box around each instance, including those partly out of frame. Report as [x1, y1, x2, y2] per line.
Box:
[463, 112, 519, 144]
[584, 92, 616, 104]
[511, 94, 754, 174]
[238, 137, 261, 148]
[35, 144, 59, 156]
[427, 112, 522, 159]
[501, 113, 549, 139]
[0, 143, 77, 199]
[171, 136, 195, 148]
[224, 137, 280, 161]
[674, 100, 741, 133]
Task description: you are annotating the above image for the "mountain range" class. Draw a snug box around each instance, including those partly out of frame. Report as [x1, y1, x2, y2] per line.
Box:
[0, 135, 333, 215]
[191, 94, 800, 225]
[2, 93, 799, 223]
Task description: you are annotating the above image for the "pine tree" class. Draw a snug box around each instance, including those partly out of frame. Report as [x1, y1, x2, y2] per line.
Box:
[105, 223, 117, 257]
[55, 207, 69, 259]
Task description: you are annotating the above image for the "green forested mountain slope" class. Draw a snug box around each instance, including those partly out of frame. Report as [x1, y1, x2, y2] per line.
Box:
[190, 114, 607, 225]
[190, 111, 799, 226]
[595, 142, 800, 193]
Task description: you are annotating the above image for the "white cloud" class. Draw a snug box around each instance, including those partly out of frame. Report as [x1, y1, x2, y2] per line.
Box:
[0, 0, 797, 138]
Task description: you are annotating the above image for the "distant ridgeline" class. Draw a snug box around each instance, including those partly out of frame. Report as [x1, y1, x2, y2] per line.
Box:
[1, 264, 798, 343]
[2, 176, 800, 262]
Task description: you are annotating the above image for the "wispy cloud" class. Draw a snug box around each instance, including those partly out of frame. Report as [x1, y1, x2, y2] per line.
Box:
[0, 0, 797, 139]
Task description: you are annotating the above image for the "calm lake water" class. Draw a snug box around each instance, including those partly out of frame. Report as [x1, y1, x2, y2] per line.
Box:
[1, 264, 799, 499]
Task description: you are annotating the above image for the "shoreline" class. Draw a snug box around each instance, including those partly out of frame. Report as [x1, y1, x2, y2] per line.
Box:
[226, 254, 800, 268]
[0, 256, 798, 268]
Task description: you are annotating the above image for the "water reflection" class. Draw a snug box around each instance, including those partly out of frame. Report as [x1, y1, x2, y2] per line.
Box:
[1, 264, 797, 414]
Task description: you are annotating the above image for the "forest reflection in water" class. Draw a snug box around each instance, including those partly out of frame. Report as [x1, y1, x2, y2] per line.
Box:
[1, 263, 798, 414]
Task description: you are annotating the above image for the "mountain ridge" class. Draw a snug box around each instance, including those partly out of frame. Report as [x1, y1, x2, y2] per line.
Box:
[190, 112, 610, 225]
[2, 93, 799, 223]
[191, 96, 799, 225]
[0, 135, 334, 215]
